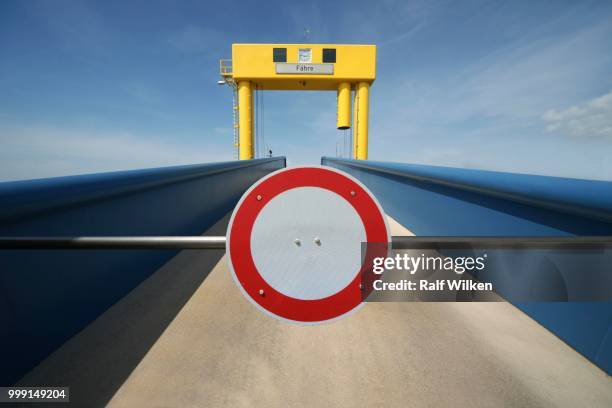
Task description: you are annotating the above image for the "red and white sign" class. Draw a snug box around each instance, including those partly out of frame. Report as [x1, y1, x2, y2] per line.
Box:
[226, 166, 390, 324]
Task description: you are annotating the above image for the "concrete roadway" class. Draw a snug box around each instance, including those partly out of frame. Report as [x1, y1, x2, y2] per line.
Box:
[19, 215, 612, 407]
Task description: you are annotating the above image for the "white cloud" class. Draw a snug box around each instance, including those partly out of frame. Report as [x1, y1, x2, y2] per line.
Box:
[383, 21, 612, 126]
[0, 124, 232, 182]
[542, 90, 612, 139]
[365, 17, 612, 180]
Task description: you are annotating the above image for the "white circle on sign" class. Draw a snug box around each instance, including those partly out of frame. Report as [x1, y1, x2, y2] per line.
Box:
[250, 186, 366, 300]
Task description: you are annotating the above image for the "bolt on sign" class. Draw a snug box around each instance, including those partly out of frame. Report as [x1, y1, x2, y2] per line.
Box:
[226, 166, 390, 324]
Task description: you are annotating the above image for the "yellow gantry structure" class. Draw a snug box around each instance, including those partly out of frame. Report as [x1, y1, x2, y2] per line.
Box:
[220, 44, 376, 160]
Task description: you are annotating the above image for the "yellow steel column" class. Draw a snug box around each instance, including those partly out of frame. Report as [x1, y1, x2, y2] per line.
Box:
[352, 85, 358, 159]
[238, 81, 253, 160]
[356, 82, 369, 160]
[251, 87, 255, 158]
[337, 82, 351, 129]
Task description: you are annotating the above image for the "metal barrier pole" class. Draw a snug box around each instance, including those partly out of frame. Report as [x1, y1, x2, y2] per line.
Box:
[0, 236, 226, 250]
[0, 236, 610, 250]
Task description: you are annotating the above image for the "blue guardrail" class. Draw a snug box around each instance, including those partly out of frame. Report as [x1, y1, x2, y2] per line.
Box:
[0, 157, 285, 385]
[323, 157, 612, 375]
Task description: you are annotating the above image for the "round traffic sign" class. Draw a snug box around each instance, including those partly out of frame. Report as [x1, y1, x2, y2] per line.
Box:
[226, 166, 390, 324]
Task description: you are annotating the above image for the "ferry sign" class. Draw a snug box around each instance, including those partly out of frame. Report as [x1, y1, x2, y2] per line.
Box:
[275, 63, 334, 75]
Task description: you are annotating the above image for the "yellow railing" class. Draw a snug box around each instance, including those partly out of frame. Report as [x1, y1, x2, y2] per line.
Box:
[219, 59, 232, 76]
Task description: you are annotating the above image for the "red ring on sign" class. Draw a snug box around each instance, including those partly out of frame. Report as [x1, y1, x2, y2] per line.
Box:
[227, 167, 389, 323]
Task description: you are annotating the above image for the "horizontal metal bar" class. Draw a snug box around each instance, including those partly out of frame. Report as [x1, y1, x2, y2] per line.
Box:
[0, 235, 611, 250]
[391, 236, 612, 249]
[0, 236, 227, 250]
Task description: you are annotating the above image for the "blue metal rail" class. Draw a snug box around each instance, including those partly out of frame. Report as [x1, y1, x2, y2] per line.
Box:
[0, 158, 285, 385]
[322, 157, 612, 374]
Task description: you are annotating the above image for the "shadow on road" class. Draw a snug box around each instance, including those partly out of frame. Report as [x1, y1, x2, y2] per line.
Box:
[17, 214, 230, 407]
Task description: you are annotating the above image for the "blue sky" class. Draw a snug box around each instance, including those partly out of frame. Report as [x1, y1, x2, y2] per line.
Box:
[1, 0, 611, 181]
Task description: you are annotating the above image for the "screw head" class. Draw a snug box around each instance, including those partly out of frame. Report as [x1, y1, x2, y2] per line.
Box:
[314, 237, 321, 246]
[350, 190, 356, 197]
[259, 289, 265, 296]
[256, 194, 262, 201]
[294, 238, 301, 246]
